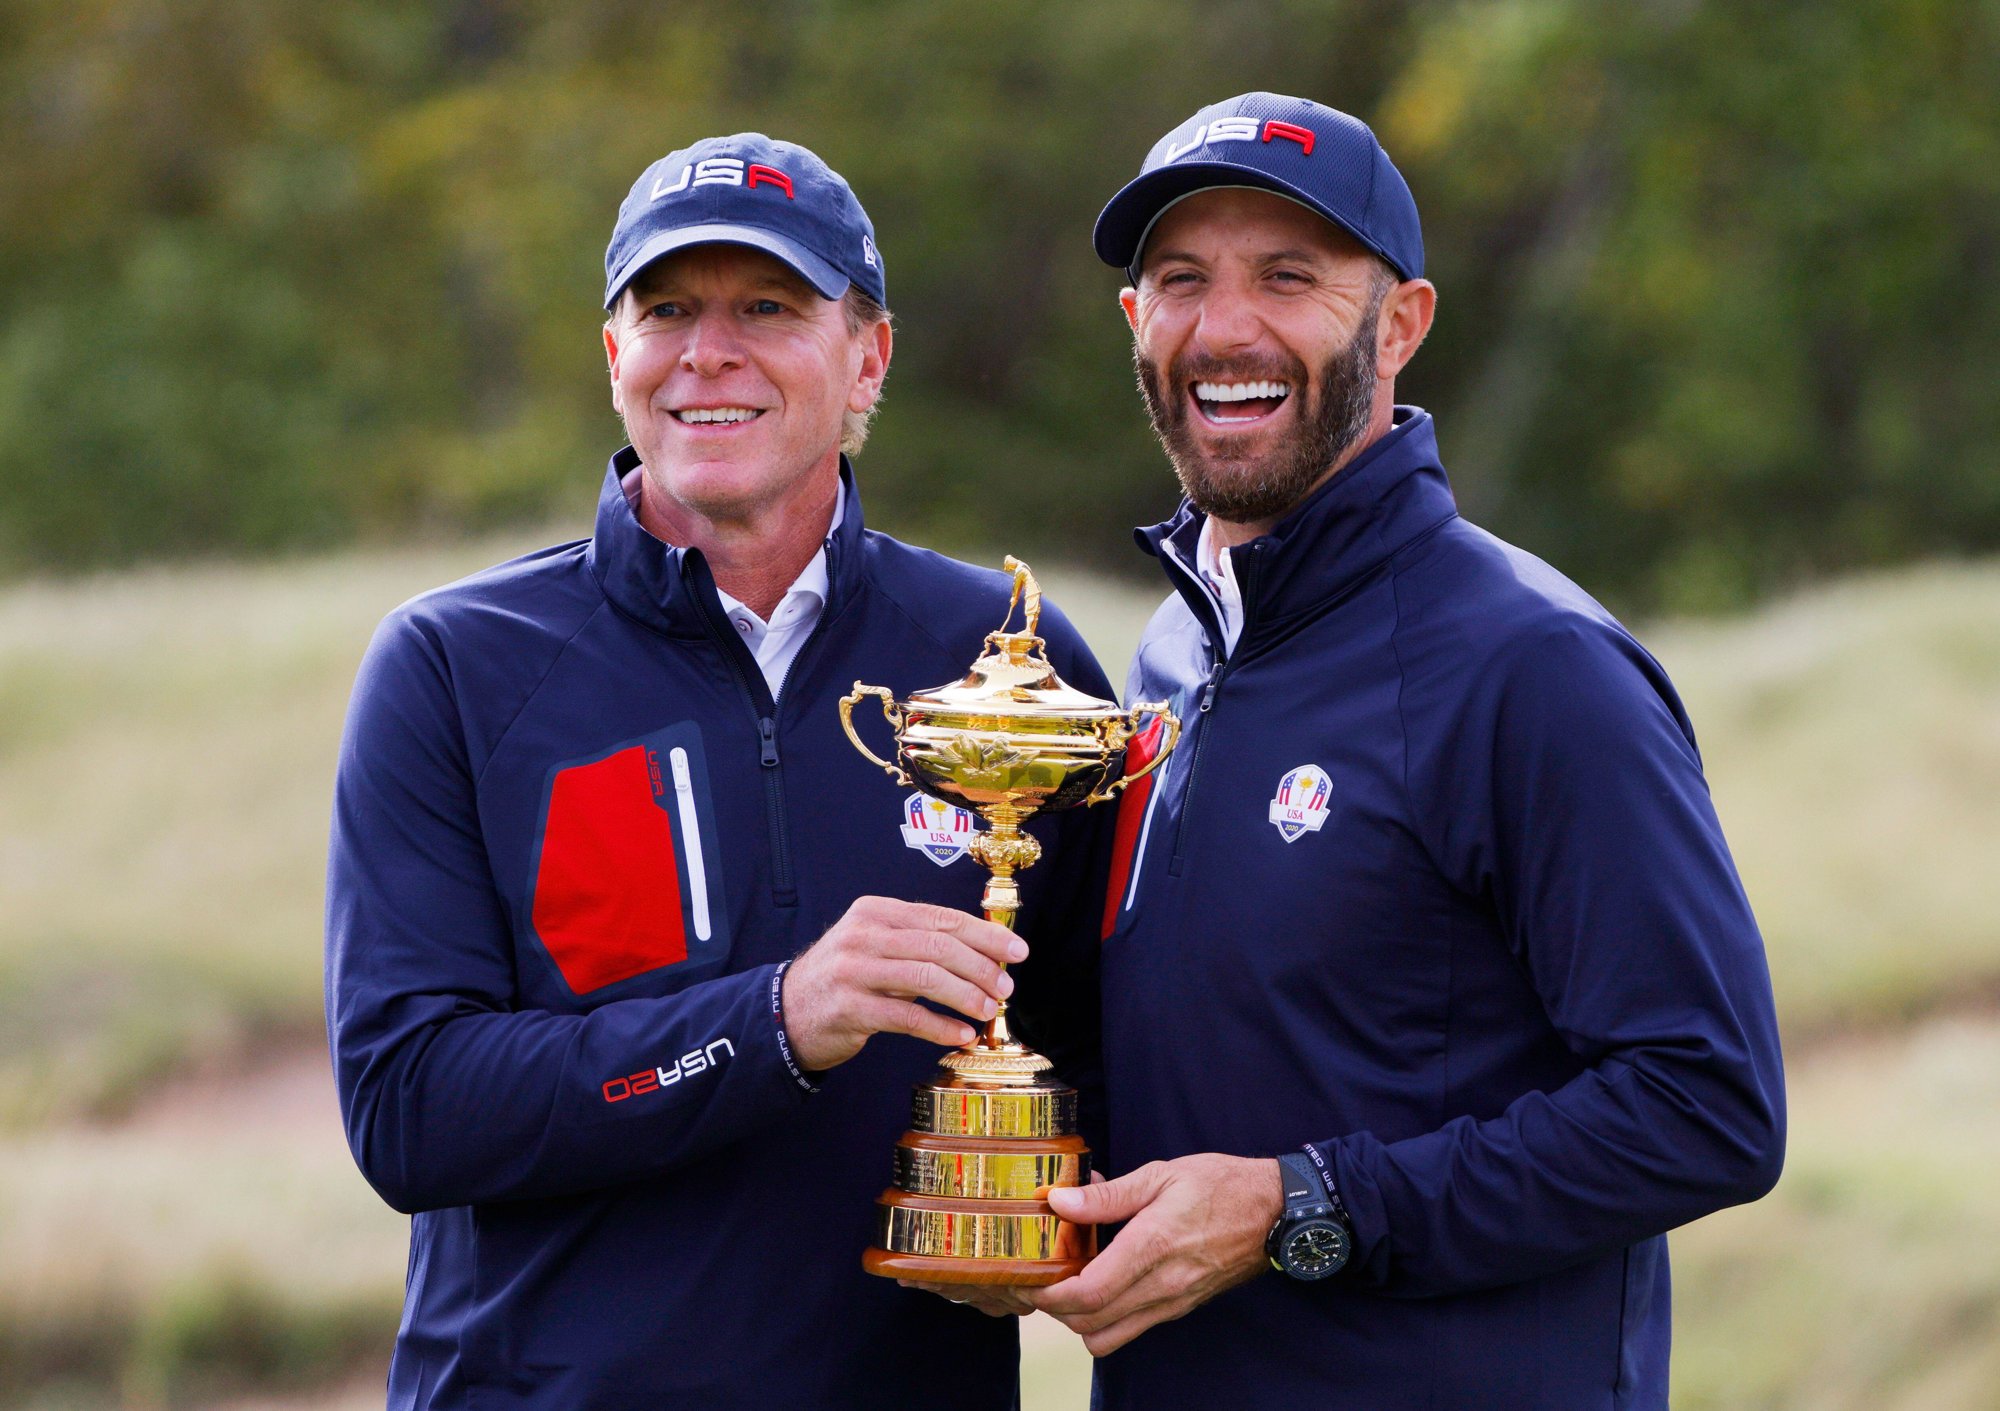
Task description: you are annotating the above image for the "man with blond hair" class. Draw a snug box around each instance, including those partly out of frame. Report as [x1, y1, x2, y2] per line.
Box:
[327, 132, 1108, 1410]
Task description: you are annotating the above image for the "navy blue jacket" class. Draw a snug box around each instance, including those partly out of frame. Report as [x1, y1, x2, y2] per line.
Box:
[1095, 410, 1785, 1410]
[325, 451, 1110, 1410]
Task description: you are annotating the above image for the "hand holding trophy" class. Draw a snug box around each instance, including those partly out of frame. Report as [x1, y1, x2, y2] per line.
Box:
[839, 558, 1180, 1285]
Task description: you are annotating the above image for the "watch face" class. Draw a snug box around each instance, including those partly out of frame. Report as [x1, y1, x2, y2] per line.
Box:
[1282, 1220, 1351, 1280]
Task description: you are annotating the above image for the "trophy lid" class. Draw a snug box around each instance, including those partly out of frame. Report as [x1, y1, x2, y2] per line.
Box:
[904, 559, 1128, 720]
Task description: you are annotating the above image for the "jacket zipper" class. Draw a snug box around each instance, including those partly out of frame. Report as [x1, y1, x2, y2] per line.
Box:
[1167, 657, 1229, 877]
[683, 554, 799, 905]
[1154, 539, 1251, 879]
[1160, 531, 1264, 875]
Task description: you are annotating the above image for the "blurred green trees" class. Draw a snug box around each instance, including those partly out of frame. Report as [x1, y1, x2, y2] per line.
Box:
[2, 0, 1995, 611]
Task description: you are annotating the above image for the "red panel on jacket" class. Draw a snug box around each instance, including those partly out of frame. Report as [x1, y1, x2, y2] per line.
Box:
[1101, 717, 1166, 940]
[533, 744, 687, 992]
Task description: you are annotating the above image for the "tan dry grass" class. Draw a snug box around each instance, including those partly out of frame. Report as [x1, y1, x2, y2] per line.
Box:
[13, 544, 1994, 1118]
[0, 540, 543, 1127]
[0, 1052, 402, 1406]
[16, 1012, 2000, 1411]
[0, 537, 1161, 1127]
[0, 1044, 1097, 1409]
[5, 544, 2000, 1408]
[0, 1056, 401, 1309]
[1673, 1013, 2000, 1410]
[1646, 562, 2000, 1034]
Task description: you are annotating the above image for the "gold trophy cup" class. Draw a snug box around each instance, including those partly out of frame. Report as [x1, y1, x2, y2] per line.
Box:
[839, 558, 1180, 1285]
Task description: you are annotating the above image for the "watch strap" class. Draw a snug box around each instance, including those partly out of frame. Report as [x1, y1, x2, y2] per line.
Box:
[1299, 1144, 1351, 1224]
[1276, 1151, 1324, 1217]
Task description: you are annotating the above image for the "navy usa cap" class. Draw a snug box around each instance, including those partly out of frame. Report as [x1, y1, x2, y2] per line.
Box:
[1094, 93, 1423, 283]
[603, 133, 885, 310]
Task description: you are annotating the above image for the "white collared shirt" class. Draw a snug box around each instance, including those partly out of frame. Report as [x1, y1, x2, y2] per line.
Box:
[622, 468, 843, 699]
[1193, 515, 1245, 657]
[713, 492, 842, 699]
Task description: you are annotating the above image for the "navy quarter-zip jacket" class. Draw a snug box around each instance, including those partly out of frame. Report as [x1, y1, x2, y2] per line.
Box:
[325, 451, 1110, 1410]
[1096, 409, 1785, 1410]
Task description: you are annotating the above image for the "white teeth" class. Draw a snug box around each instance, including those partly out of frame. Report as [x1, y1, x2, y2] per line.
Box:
[673, 407, 761, 424]
[1193, 381, 1291, 403]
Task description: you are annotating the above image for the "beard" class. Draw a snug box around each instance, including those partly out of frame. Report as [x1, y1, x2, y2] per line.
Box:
[1135, 294, 1382, 526]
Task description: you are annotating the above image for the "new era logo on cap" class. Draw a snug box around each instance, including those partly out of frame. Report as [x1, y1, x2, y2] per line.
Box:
[604, 132, 887, 310]
[1092, 92, 1424, 285]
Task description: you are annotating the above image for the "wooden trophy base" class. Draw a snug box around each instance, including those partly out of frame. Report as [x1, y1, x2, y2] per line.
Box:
[862, 1249, 1091, 1287]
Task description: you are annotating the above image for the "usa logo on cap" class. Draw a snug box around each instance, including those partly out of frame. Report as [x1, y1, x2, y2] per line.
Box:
[900, 792, 977, 866]
[603, 131, 888, 310]
[1268, 764, 1332, 843]
[1092, 92, 1425, 284]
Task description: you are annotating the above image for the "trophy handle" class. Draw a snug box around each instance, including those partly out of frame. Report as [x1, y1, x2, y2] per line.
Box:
[1085, 703, 1181, 805]
[839, 683, 914, 786]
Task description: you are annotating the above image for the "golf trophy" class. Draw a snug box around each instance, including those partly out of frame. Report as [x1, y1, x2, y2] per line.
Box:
[838, 558, 1180, 1284]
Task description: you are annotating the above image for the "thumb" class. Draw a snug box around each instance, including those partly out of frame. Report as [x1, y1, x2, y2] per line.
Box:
[1047, 1163, 1167, 1224]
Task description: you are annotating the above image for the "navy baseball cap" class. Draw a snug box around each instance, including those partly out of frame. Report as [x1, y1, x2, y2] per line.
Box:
[603, 133, 886, 310]
[1094, 93, 1423, 283]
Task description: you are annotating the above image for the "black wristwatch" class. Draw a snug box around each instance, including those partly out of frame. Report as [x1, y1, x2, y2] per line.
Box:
[1265, 1150, 1352, 1281]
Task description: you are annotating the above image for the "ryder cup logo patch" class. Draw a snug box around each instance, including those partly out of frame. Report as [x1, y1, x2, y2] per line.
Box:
[1268, 764, 1332, 843]
[900, 792, 977, 866]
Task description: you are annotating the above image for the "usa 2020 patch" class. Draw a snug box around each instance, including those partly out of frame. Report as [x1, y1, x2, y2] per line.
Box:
[1268, 765, 1332, 843]
[900, 792, 977, 866]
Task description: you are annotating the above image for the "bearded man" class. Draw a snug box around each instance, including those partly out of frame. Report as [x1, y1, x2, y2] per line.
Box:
[1022, 93, 1787, 1410]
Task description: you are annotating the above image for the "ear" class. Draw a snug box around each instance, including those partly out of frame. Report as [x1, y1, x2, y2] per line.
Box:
[1119, 286, 1140, 333]
[1376, 280, 1437, 380]
[604, 321, 625, 416]
[846, 314, 894, 413]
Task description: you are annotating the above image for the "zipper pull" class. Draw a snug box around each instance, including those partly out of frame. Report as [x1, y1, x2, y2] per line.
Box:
[1198, 661, 1225, 713]
[758, 717, 780, 767]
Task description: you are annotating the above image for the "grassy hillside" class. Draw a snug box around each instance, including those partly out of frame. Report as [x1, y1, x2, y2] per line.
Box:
[1671, 1014, 2000, 1409]
[2, 542, 1998, 1407]
[1653, 566, 2000, 1035]
[0, 531, 1160, 1129]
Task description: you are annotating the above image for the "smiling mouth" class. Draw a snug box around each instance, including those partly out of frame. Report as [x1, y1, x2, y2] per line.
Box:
[1190, 380, 1292, 426]
[671, 407, 765, 426]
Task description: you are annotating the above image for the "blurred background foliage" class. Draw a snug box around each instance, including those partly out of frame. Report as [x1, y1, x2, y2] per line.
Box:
[5, 5, 2000, 1407]
[3, 0, 1996, 611]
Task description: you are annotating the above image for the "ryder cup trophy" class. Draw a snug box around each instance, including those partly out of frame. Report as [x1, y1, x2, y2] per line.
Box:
[839, 558, 1180, 1284]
